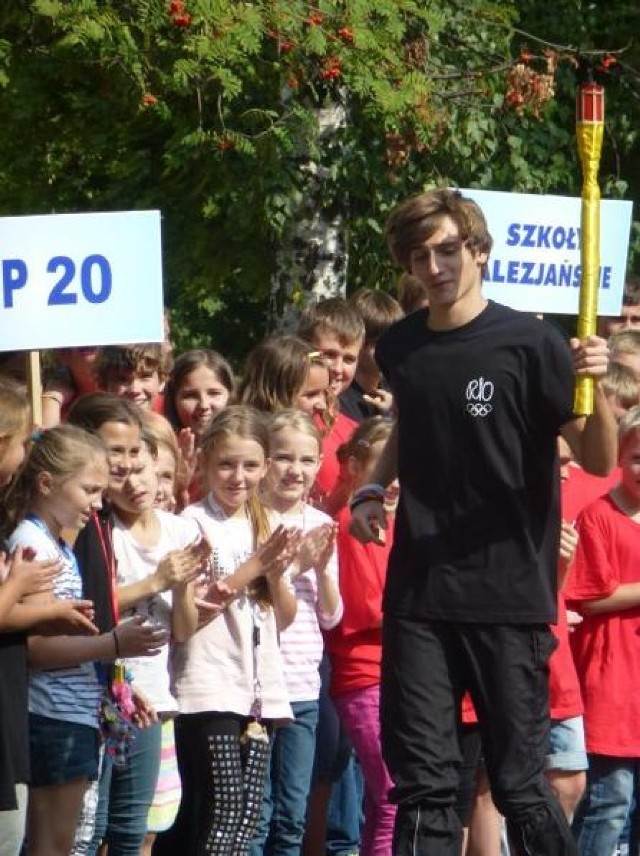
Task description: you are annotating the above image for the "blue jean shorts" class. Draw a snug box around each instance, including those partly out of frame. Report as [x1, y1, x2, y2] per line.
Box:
[546, 715, 588, 772]
[29, 714, 100, 787]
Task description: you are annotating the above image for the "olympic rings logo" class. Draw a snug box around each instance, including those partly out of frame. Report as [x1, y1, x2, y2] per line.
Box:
[466, 402, 493, 417]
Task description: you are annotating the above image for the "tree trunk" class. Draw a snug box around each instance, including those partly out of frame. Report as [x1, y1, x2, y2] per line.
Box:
[269, 98, 348, 332]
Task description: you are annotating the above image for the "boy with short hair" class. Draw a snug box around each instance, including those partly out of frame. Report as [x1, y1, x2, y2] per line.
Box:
[599, 275, 640, 338]
[565, 406, 640, 856]
[601, 362, 640, 423]
[340, 289, 404, 423]
[298, 298, 364, 515]
[396, 272, 429, 315]
[608, 328, 640, 379]
[95, 344, 168, 413]
[298, 297, 365, 400]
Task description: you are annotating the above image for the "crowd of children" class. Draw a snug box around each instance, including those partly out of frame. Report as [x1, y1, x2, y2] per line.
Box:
[0, 274, 640, 856]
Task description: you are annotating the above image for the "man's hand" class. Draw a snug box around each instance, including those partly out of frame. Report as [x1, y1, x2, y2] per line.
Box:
[349, 500, 388, 546]
[570, 335, 610, 379]
[362, 389, 393, 413]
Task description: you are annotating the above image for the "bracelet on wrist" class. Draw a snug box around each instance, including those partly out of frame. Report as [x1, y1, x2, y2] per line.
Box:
[349, 493, 386, 513]
[355, 482, 386, 498]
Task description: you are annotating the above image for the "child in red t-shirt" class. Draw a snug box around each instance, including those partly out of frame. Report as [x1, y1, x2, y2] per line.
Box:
[298, 298, 364, 515]
[326, 417, 396, 856]
[565, 406, 640, 856]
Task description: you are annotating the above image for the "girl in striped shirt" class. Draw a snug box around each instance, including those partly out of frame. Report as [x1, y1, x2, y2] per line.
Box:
[252, 410, 343, 856]
[2, 425, 166, 856]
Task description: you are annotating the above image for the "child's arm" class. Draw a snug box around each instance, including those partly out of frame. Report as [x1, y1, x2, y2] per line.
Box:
[557, 520, 578, 591]
[117, 540, 209, 611]
[171, 581, 198, 643]
[313, 529, 343, 630]
[265, 528, 302, 632]
[27, 615, 169, 669]
[575, 584, 640, 616]
[205, 526, 299, 596]
[294, 523, 342, 627]
[0, 549, 62, 628]
[194, 527, 301, 629]
[267, 573, 297, 632]
[175, 429, 201, 511]
[1, 599, 98, 635]
[41, 387, 67, 429]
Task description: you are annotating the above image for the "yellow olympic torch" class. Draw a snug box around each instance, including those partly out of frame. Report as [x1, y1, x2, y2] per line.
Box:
[574, 81, 605, 416]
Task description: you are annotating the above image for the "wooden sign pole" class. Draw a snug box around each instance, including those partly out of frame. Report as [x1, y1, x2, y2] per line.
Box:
[26, 351, 42, 427]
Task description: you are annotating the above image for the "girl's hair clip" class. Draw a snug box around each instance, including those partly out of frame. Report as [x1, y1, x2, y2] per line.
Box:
[30, 428, 44, 443]
[356, 438, 371, 448]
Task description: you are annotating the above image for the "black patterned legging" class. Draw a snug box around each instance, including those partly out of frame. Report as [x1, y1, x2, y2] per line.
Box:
[153, 712, 271, 856]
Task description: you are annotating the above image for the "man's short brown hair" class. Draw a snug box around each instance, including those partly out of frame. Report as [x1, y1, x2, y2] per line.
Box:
[385, 188, 493, 272]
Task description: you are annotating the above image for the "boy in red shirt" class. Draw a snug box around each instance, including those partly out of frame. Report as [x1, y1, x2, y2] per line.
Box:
[298, 298, 364, 515]
[565, 405, 640, 855]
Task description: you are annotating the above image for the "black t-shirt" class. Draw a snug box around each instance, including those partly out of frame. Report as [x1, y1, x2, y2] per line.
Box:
[376, 301, 575, 624]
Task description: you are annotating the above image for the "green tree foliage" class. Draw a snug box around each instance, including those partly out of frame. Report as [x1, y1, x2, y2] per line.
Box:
[0, 1, 637, 360]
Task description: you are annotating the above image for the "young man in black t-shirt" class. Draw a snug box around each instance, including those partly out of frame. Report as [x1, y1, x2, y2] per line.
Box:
[350, 189, 617, 856]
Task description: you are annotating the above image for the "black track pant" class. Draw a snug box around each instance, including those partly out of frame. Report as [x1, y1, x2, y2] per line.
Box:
[381, 617, 577, 856]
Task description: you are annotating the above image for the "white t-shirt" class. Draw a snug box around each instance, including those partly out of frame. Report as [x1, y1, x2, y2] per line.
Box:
[172, 495, 292, 722]
[8, 518, 102, 729]
[113, 509, 200, 714]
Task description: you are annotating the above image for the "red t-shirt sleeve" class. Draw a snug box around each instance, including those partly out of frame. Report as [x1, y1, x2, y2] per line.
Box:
[565, 501, 619, 605]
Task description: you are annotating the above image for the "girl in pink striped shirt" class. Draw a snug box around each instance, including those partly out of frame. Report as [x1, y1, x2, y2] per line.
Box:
[251, 410, 343, 856]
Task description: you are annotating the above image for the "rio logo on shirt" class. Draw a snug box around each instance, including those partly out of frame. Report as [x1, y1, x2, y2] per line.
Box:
[466, 377, 494, 418]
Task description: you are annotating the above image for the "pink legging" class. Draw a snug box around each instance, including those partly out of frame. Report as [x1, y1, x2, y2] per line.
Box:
[333, 684, 396, 856]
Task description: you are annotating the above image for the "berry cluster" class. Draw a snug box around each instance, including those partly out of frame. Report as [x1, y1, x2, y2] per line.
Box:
[337, 27, 353, 43]
[320, 56, 342, 80]
[506, 63, 555, 115]
[169, 0, 191, 28]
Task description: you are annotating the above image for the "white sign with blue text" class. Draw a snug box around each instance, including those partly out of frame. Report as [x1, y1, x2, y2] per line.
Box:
[461, 188, 632, 316]
[0, 210, 163, 352]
